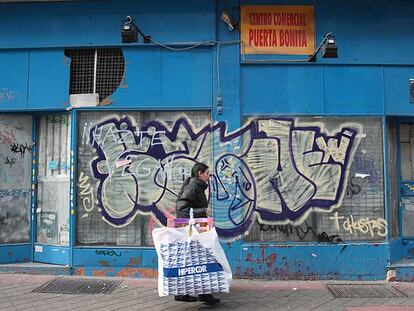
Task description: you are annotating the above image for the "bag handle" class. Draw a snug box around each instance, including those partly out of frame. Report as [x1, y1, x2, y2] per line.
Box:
[188, 208, 195, 238]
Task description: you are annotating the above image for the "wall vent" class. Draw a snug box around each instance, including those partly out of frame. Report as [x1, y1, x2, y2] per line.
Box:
[65, 48, 125, 105]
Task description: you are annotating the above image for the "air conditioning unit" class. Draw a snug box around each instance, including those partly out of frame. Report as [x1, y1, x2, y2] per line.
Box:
[69, 93, 99, 107]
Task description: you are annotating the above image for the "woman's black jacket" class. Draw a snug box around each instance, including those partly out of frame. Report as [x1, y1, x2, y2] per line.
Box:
[176, 177, 208, 218]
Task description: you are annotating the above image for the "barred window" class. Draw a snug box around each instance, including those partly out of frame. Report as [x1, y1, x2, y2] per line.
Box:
[65, 48, 125, 103]
[76, 111, 211, 246]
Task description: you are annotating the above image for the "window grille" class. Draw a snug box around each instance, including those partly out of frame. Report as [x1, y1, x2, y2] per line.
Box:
[244, 117, 385, 243]
[65, 48, 125, 103]
[76, 111, 211, 247]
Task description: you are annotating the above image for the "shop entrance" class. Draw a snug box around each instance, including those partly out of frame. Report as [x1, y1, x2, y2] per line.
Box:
[33, 113, 71, 265]
[399, 123, 414, 238]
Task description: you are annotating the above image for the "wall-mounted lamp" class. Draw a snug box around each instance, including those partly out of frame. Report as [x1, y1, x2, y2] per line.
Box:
[121, 16, 151, 44]
[122, 16, 138, 43]
[221, 11, 238, 31]
[321, 35, 338, 58]
[308, 32, 338, 62]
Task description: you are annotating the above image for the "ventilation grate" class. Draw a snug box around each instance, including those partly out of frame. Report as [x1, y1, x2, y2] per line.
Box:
[65, 48, 125, 103]
[326, 284, 407, 298]
[95, 49, 125, 102]
[32, 277, 122, 295]
[66, 49, 95, 96]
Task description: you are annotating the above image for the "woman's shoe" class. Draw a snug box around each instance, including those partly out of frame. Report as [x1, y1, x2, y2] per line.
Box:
[198, 294, 220, 305]
[174, 295, 197, 302]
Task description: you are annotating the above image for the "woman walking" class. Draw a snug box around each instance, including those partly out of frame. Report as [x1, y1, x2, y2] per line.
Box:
[174, 162, 220, 305]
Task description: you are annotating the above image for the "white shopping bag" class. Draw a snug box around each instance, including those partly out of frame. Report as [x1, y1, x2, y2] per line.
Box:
[152, 225, 232, 297]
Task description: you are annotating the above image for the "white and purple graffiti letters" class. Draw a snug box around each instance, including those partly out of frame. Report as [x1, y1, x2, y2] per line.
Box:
[254, 119, 359, 221]
[88, 116, 361, 239]
[212, 155, 256, 237]
[89, 117, 211, 227]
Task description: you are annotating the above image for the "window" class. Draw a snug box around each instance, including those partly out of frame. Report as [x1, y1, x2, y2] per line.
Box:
[76, 111, 211, 246]
[65, 48, 125, 103]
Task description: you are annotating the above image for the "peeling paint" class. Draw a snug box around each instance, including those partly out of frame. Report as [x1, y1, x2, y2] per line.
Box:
[235, 266, 241, 278]
[92, 268, 114, 277]
[127, 257, 142, 266]
[75, 268, 85, 276]
[99, 260, 110, 266]
[244, 267, 254, 278]
[116, 268, 157, 278]
[266, 253, 277, 268]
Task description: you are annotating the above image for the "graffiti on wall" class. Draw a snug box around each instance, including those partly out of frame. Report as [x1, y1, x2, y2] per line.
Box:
[0, 116, 32, 244]
[80, 116, 364, 239]
[0, 88, 20, 104]
[330, 211, 387, 237]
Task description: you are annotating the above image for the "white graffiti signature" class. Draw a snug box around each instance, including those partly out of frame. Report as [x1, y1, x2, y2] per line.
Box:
[78, 171, 94, 212]
[330, 211, 387, 237]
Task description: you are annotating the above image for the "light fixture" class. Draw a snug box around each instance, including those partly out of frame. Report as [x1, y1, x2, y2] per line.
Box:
[122, 16, 138, 43]
[121, 16, 152, 44]
[221, 11, 238, 31]
[307, 32, 338, 62]
[321, 34, 338, 58]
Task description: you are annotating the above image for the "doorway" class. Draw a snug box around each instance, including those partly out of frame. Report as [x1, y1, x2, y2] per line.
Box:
[399, 123, 414, 238]
[33, 113, 71, 265]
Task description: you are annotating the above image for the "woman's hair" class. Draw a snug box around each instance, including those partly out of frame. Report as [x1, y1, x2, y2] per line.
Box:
[191, 162, 209, 178]
[178, 162, 209, 192]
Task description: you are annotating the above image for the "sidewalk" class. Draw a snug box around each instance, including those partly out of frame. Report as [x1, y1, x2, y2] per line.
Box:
[1, 274, 414, 311]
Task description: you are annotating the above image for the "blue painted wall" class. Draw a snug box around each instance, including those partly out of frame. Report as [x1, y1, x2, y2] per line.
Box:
[0, 0, 413, 280]
[0, 245, 31, 264]
[73, 248, 158, 278]
[241, 243, 389, 280]
[0, 0, 413, 115]
[0, 0, 215, 111]
[111, 47, 213, 108]
[0, 47, 212, 111]
[0, 0, 215, 49]
[241, 0, 414, 116]
[33, 245, 70, 266]
[0, 51, 29, 109]
[241, 0, 414, 65]
[28, 50, 70, 110]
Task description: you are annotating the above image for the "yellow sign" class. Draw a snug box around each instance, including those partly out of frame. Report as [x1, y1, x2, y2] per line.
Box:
[241, 5, 315, 55]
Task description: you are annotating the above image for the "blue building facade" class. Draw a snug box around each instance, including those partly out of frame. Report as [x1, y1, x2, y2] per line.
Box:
[0, 0, 414, 280]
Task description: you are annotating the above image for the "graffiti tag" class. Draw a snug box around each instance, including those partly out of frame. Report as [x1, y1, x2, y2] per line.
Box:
[10, 142, 32, 157]
[48, 115, 69, 125]
[95, 250, 122, 257]
[78, 171, 94, 212]
[0, 88, 20, 103]
[3, 156, 17, 167]
[0, 189, 30, 199]
[330, 211, 387, 237]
